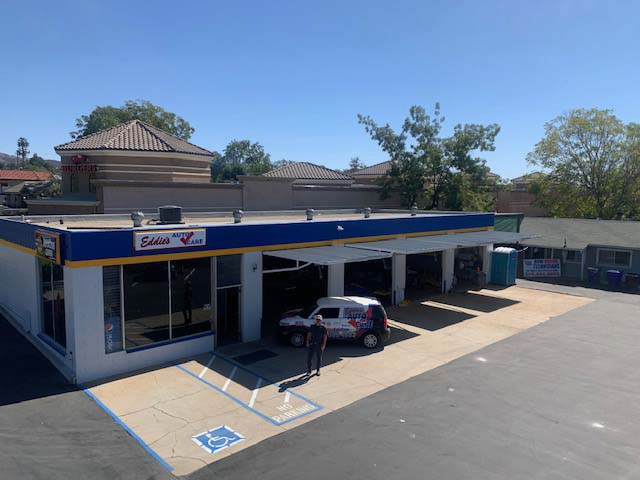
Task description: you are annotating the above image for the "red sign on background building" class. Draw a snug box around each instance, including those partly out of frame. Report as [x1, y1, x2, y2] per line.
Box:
[62, 164, 97, 173]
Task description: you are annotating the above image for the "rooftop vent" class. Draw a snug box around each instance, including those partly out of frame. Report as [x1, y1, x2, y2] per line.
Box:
[158, 205, 183, 224]
[306, 208, 315, 221]
[364, 207, 371, 218]
[233, 209, 243, 224]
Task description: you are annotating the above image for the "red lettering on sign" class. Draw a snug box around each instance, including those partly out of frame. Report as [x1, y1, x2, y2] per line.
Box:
[140, 236, 171, 248]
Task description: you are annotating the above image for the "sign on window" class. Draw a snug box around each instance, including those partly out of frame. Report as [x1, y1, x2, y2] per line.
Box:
[35, 230, 60, 264]
[103, 266, 123, 354]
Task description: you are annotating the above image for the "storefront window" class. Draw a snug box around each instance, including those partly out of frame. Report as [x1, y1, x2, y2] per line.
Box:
[39, 259, 66, 349]
[123, 262, 170, 348]
[170, 258, 212, 339]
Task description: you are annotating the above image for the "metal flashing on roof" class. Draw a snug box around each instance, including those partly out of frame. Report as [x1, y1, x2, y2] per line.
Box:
[348, 231, 539, 255]
[264, 245, 392, 265]
[347, 238, 451, 255]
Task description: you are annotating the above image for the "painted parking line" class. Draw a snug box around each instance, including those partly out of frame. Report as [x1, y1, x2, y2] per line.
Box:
[248, 378, 262, 408]
[176, 353, 322, 426]
[82, 388, 174, 473]
[222, 366, 237, 391]
[199, 354, 216, 378]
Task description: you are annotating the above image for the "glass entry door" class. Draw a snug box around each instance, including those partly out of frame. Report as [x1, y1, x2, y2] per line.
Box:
[216, 287, 240, 346]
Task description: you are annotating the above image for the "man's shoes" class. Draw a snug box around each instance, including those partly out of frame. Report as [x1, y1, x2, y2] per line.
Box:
[316, 370, 321, 376]
[306, 370, 311, 376]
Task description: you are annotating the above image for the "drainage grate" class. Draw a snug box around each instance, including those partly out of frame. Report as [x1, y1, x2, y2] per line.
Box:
[233, 349, 279, 365]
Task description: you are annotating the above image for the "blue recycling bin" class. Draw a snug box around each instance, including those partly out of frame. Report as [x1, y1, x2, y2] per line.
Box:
[587, 267, 600, 285]
[607, 270, 623, 288]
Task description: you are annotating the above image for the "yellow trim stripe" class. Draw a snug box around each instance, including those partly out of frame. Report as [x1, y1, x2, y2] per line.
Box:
[0, 238, 36, 256]
[0, 226, 493, 268]
[64, 226, 492, 268]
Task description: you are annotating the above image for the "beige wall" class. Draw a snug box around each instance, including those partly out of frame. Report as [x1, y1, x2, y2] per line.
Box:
[99, 182, 243, 214]
[240, 176, 294, 210]
[496, 190, 548, 216]
[292, 184, 401, 209]
[60, 152, 213, 196]
[97, 179, 401, 213]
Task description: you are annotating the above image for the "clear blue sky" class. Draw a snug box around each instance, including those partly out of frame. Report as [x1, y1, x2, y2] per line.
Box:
[1, 0, 639, 179]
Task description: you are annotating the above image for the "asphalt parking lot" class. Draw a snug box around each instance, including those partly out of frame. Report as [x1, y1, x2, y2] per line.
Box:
[4, 282, 640, 479]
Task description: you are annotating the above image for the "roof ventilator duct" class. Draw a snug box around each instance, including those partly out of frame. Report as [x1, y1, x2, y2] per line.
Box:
[233, 209, 243, 224]
[306, 209, 315, 221]
[158, 205, 183, 224]
[364, 207, 371, 218]
[410, 203, 418, 216]
[131, 211, 145, 227]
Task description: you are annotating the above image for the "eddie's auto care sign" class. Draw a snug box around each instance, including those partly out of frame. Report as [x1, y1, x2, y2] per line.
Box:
[134, 229, 206, 252]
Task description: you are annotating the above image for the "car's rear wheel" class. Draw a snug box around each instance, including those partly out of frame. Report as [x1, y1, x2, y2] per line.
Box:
[290, 331, 306, 348]
[362, 331, 379, 349]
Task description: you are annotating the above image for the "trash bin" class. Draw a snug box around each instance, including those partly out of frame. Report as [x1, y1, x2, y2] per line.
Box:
[607, 269, 623, 289]
[625, 273, 640, 290]
[587, 267, 600, 285]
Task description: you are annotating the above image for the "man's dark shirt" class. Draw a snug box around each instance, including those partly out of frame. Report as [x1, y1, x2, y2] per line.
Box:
[308, 324, 327, 346]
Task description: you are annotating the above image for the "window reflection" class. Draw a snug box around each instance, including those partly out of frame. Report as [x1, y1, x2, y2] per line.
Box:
[170, 258, 212, 339]
[123, 262, 170, 348]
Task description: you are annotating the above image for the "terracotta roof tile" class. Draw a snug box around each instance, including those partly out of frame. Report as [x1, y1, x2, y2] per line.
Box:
[263, 162, 352, 180]
[0, 170, 52, 181]
[55, 120, 213, 157]
[351, 161, 392, 177]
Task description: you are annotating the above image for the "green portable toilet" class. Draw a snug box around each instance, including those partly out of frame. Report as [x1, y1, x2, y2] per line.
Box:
[491, 247, 518, 286]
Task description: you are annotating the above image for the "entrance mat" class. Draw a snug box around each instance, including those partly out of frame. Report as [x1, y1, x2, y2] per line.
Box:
[233, 349, 278, 365]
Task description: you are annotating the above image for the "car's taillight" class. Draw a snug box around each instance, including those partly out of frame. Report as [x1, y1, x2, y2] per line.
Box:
[383, 315, 387, 329]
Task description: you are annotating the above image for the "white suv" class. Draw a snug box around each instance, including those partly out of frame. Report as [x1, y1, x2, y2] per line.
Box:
[279, 296, 391, 349]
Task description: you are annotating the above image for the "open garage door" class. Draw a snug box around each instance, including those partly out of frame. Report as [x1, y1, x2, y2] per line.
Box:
[262, 246, 393, 337]
[262, 256, 328, 339]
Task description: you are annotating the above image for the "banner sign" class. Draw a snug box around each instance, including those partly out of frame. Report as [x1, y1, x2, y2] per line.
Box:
[35, 230, 60, 264]
[523, 258, 561, 277]
[134, 229, 206, 252]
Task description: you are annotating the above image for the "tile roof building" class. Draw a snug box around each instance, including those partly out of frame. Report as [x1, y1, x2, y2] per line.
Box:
[0, 170, 52, 183]
[55, 120, 213, 157]
[263, 162, 353, 184]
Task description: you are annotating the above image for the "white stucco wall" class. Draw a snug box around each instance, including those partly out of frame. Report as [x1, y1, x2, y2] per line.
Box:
[240, 252, 262, 343]
[68, 266, 213, 384]
[0, 245, 39, 333]
[442, 249, 455, 293]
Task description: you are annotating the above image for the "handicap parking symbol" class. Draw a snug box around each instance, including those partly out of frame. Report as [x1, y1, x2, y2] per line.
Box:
[192, 425, 245, 455]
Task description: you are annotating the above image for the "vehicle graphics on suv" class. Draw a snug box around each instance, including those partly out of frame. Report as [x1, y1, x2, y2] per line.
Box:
[279, 296, 391, 349]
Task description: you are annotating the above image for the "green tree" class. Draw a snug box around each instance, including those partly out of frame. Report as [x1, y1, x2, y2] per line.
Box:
[210, 140, 273, 182]
[343, 156, 367, 173]
[272, 159, 295, 169]
[527, 108, 640, 219]
[16, 137, 30, 167]
[25, 153, 56, 173]
[71, 100, 194, 140]
[358, 104, 499, 209]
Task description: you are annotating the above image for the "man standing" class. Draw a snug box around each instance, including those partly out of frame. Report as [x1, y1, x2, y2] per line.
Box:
[306, 314, 328, 376]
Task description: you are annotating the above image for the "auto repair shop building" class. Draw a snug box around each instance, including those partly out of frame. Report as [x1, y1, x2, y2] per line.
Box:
[0, 209, 532, 384]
